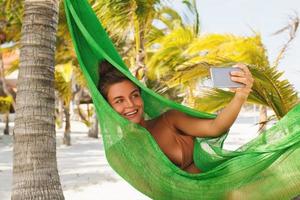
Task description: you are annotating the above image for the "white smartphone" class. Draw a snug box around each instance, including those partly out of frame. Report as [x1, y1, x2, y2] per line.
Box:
[210, 67, 244, 88]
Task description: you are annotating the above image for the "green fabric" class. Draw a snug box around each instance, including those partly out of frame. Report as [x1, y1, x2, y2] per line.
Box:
[64, 0, 300, 199]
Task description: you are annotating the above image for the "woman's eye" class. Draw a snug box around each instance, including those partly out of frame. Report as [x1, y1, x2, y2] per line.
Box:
[115, 99, 123, 104]
[132, 93, 140, 98]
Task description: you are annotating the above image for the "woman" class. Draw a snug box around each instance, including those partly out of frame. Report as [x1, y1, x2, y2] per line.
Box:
[98, 61, 254, 174]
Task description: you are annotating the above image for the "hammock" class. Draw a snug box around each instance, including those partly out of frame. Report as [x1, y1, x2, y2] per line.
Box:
[64, 0, 300, 199]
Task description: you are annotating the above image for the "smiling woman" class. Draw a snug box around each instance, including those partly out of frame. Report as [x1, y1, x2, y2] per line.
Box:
[98, 61, 144, 124]
[108, 82, 144, 124]
[97, 60, 254, 174]
[65, 0, 300, 197]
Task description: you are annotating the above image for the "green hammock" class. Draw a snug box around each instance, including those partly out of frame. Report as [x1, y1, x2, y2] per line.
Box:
[64, 0, 300, 199]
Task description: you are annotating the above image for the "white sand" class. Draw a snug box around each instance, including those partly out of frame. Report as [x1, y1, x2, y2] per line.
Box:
[0, 122, 148, 200]
[0, 110, 272, 199]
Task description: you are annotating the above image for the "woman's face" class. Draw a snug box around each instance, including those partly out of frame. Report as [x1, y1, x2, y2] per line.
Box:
[107, 80, 144, 124]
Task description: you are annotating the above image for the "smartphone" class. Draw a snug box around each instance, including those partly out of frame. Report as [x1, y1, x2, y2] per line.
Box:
[210, 67, 244, 88]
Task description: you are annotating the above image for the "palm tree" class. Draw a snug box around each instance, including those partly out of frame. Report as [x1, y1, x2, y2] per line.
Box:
[0, 95, 13, 134]
[12, 0, 64, 199]
[93, 0, 160, 82]
[0, 0, 21, 135]
[55, 2, 98, 140]
[55, 63, 73, 145]
[54, 61, 92, 142]
[3, 1, 92, 144]
[91, 0, 299, 132]
[0, 0, 23, 42]
[258, 14, 299, 130]
[145, 4, 299, 122]
[0, 49, 15, 135]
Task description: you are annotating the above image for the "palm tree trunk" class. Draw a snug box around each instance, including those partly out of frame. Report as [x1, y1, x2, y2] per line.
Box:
[259, 105, 267, 132]
[55, 95, 64, 129]
[133, 16, 147, 83]
[0, 51, 16, 109]
[3, 112, 9, 135]
[1, 52, 13, 135]
[192, 0, 200, 35]
[12, 1, 64, 199]
[88, 113, 99, 138]
[63, 103, 71, 145]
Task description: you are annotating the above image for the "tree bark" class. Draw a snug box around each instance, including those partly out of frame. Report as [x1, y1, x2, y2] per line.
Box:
[3, 112, 9, 135]
[259, 105, 267, 132]
[0, 37, 16, 110]
[133, 17, 147, 83]
[63, 103, 71, 145]
[55, 93, 64, 129]
[12, 0, 64, 199]
[88, 113, 99, 138]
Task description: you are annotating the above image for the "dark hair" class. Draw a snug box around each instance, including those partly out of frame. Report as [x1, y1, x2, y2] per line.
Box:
[98, 60, 131, 99]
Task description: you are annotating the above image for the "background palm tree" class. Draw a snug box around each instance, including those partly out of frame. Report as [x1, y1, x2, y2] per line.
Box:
[145, 2, 299, 125]
[55, 2, 98, 140]
[0, 48, 15, 135]
[0, 0, 21, 135]
[92, 0, 298, 127]
[12, 0, 64, 199]
[55, 62, 73, 145]
[2, 1, 95, 142]
[93, 0, 164, 82]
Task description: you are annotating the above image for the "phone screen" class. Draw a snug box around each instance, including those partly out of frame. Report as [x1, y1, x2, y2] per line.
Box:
[210, 67, 244, 88]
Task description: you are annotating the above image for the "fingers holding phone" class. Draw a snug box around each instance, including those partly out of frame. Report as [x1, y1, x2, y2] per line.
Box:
[209, 64, 254, 100]
[230, 64, 254, 99]
[210, 67, 244, 88]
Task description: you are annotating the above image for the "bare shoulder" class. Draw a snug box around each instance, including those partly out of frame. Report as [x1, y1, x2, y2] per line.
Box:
[163, 109, 215, 137]
[164, 109, 187, 123]
[165, 109, 184, 116]
[145, 110, 179, 133]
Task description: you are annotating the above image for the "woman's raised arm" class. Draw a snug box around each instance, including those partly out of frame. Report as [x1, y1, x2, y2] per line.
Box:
[167, 64, 254, 138]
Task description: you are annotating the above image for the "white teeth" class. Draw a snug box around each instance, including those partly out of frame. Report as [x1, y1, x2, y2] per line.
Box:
[125, 110, 138, 116]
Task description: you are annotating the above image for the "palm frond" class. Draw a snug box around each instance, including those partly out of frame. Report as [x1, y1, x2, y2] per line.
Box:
[154, 6, 184, 30]
[54, 63, 73, 105]
[2, 46, 19, 76]
[186, 34, 269, 68]
[146, 26, 195, 79]
[145, 25, 165, 47]
[73, 65, 87, 88]
[194, 65, 298, 118]
[0, 0, 23, 42]
[250, 66, 298, 118]
[0, 95, 13, 113]
[4, 59, 18, 76]
[93, 0, 159, 45]
[165, 61, 210, 88]
[272, 14, 299, 68]
[194, 89, 234, 112]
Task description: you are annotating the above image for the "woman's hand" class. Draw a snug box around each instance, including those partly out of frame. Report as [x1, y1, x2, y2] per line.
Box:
[168, 64, 254, 138]
[230, 63, 254, 101]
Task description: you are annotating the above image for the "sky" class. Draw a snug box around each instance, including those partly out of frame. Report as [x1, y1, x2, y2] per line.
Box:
[173, 0, 300, 92]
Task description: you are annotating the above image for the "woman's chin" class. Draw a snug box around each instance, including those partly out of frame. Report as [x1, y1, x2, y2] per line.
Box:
[123, 110, 143, 124]
[121, 113, 146, 127]
[126, 116, 142, 124]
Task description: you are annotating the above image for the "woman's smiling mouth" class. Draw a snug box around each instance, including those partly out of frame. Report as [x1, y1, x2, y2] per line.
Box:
[124, 109, 138, 118]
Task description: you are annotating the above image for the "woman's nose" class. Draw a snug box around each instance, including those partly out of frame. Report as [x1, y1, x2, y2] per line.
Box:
[125, 99, 134, 107]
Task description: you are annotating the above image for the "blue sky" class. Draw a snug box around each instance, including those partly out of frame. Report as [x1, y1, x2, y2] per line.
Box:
[173, 0, 300, 92]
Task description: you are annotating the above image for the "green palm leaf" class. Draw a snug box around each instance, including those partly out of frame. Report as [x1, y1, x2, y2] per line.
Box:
[194, 65, 298, 118]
